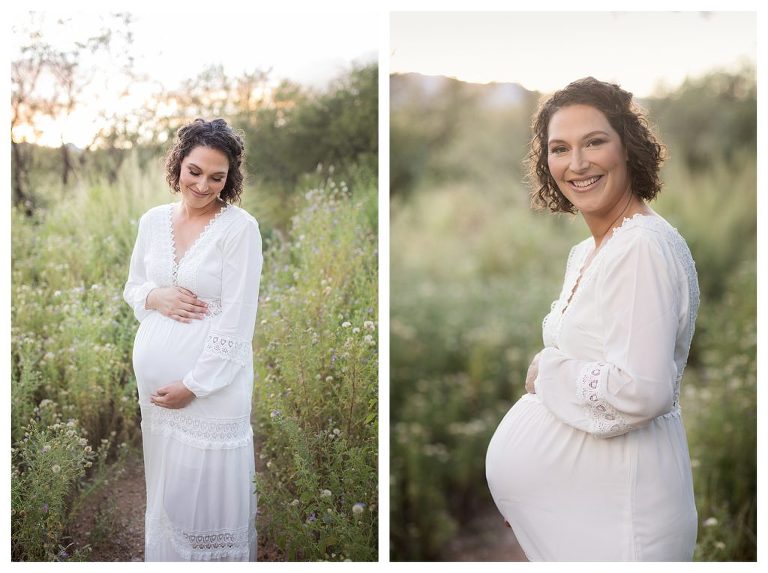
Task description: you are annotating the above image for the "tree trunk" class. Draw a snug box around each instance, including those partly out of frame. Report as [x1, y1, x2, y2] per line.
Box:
[11, 140, 33, 216]
[61, 142, 73, 186]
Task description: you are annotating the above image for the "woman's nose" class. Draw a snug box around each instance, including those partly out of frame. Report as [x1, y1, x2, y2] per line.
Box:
[569, 149, 589, 172]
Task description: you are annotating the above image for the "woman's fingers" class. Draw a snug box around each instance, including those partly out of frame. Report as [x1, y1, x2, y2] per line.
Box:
[177, 287, 207, 306]
[183, 302, 207, 314]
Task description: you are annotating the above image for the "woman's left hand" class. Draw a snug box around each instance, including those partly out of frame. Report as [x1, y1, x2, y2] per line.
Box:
[525, 351, 542, 394]
[151, 381, 196, 409]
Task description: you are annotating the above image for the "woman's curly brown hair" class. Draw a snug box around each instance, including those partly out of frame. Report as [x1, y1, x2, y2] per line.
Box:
[526, 77, 666, 214]
[164, 118, 246, 204]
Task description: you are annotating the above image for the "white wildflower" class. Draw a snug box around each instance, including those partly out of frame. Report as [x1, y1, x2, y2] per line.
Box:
[703, 517, 718, 527]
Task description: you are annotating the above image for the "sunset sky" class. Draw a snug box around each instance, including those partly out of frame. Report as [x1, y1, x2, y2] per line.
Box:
[11, 10, 378, 147]
[391, 12, 756, 97]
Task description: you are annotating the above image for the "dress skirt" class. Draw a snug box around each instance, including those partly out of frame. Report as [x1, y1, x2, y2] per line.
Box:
[485, 393, 697, 561]
[133, 312, 257, 561]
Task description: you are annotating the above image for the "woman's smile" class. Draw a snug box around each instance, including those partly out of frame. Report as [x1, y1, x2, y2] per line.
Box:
[568, 174, 603, 192]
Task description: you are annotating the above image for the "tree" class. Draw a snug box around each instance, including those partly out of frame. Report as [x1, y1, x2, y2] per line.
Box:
[11, 12, 136, 208]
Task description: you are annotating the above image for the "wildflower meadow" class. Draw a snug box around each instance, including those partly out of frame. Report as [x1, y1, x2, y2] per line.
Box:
[11, 59, 378, 561]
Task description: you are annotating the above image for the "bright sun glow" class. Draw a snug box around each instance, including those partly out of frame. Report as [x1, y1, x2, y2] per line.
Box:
[12, 11, 378, 148]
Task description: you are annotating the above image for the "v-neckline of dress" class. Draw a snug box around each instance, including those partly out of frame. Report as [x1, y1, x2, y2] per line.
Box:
[168, 201, 229, 269]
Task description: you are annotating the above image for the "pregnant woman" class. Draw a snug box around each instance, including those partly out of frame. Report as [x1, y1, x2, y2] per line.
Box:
[123, 118, 262, 561]
[485, 78, 700, 561]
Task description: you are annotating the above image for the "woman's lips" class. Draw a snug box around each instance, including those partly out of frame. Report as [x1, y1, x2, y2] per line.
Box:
[568, 175, 602, 192]
[190, 188, 210, 198]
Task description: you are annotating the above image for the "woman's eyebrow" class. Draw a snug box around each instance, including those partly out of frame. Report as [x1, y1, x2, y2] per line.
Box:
[188, 162, 228, 176]
[548, 130, 611, 145]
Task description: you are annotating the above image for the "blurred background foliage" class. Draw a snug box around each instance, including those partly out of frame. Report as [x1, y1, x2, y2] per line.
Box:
[389, 65, 756, 561]
[11, 13, 377, 561]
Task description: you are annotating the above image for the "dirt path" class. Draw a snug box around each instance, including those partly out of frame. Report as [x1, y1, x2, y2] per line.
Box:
[69, 441, 282, 562]
[442, 505, 528, 562]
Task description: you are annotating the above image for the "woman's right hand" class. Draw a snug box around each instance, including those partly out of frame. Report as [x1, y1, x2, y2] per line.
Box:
[145, 286, 208, 323]
[525, 351, 542, 394]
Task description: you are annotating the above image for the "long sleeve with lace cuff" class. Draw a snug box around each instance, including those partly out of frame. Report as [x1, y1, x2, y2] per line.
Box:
[534, 229, 680, 438]
[182, 217, 263, 398]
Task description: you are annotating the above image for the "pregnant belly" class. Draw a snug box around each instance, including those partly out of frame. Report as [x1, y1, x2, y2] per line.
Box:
[485, 394, 573, 503]
[486, 392, 635, 510]
[132, 312, 211, 399]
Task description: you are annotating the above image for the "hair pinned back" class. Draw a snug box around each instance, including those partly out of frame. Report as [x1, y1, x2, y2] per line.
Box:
[165, 118, 246, 204]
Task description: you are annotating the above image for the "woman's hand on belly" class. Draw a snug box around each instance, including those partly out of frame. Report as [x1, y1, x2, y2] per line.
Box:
[146, 286, 208, 323]
[525, 351, 542, 394]
[151, 381, 196, 409]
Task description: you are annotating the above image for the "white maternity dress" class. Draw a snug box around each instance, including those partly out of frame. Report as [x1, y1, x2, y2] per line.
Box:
[123, 201, 263, 561]
[485, 214, 700, 561]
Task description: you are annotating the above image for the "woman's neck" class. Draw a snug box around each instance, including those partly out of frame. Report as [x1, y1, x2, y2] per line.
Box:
[178, 197, 224, 220]
[582, 193, 653, 249]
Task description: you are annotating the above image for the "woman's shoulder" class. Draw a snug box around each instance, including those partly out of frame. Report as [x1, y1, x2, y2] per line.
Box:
[221, 204, 261, 248]
[603, 213, 698, 281]
[224, 203, 260, 231]
[608, 213, 691, 257]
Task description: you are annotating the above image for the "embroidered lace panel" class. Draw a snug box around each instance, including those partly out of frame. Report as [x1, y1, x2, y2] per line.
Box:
[146, 512, 256, 561]
[199, 298, 223, 319]
[168, 203, 230, 289]
[142, 404, 253, 449]
[576, 362, 631, 436]
[203, 332, 250, 367]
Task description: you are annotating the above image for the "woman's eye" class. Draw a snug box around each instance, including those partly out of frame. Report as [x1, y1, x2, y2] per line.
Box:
[189, 170, 200, 176]
[587, 139, 605, 147]
[549, 146, 566, 154]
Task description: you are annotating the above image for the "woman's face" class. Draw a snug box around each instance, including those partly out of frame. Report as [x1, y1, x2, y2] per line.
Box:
[546, 104, 630, 217]
[178, 145, 229, 208]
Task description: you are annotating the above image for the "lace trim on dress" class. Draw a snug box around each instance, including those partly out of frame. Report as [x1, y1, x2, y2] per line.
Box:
[200, 298, 223, 319]
[555, 241, 593, 341]
[147, 512, 256, 561]
[168, 202, 230, 288]
[576, 362, 631, 436]
[142, 404, 253, 449]
[203, 332, 251, 367]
